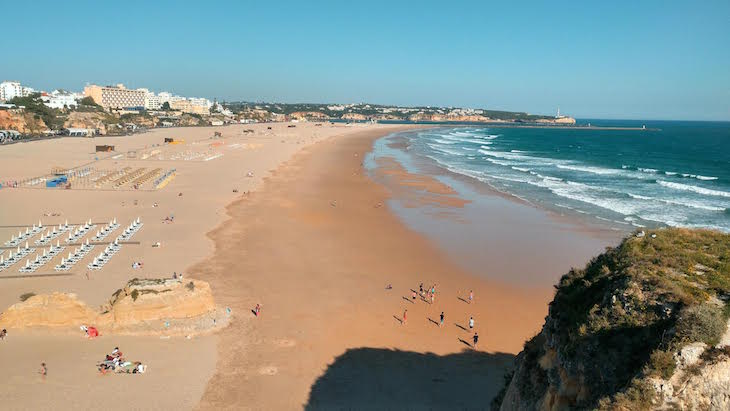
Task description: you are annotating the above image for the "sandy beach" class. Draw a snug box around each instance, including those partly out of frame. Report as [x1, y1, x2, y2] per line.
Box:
[191, 128, 620, 409]
[0, 123, 621, 410]
[0, 122, 403, 410]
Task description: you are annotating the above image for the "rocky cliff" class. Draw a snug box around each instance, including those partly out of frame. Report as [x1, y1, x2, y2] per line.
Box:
[495, 228, 730, 410]
[408, 112, 495, 123]
[0, 278, 225, 335]
[0, 109, 48, 134]
[290, 111, 328, 120]
[342, 113, 369, 121]
[64, 111, 113, 135]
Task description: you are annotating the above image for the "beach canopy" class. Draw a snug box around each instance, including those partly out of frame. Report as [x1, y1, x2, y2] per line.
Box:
[87, 326, 99, 338]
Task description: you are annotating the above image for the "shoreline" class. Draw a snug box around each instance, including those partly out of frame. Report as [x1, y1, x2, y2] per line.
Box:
[190, 127, 571, 409]
[0, 121, 625, 409]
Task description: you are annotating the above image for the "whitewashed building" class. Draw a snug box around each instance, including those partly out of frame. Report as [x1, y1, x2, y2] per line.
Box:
[0, 81, 35, 101]
[42, 90, 80, 109]
[144, 91, 161, 110]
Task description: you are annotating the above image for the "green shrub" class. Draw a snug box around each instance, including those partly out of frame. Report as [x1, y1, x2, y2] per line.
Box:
[675, 304, 726, 346]
[19, 292, 36, 302]
[646, 350, 676, 379]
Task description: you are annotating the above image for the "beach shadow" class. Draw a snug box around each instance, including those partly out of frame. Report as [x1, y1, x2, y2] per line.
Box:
[393, 315, 403, 324]
[427, 317, 439, 326]
[251, 309, 257, 316]
[458, 338, 473, 348]
[454, 323, 468, 332]
[457, 296, 470, 304]
[305, 347, 514, 410]
[402, 296, 415, 304]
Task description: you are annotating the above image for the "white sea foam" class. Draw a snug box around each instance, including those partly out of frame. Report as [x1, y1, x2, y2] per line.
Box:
[660, 198, 726, 212]
[426, 143, 465, 157]
[511, 167, 531, 173]
[433, 138, 457, 145]
[628, 193, 726, 211]
[484, 158, 514, 166]
[449, 131, 473, 137]
[678, 173, 718, 181]
[638, 167, 659, 174]
[556, 164, 621, 175]
[658, 180, 730, 198]
[627, 193, 653, 200]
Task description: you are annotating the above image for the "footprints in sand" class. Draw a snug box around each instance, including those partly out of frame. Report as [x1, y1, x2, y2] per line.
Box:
[258, 366, 279, 375]
[273, 338, 296, 348]
[254, 339, 296, 377]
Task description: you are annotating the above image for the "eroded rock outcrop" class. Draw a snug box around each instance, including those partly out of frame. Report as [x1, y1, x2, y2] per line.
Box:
[0, 109, 48, 134]
[0, 278, 225, 335]
[0, 292, 98, 328]
[494, 229, 730, 411]
[104, 278, 216, 325]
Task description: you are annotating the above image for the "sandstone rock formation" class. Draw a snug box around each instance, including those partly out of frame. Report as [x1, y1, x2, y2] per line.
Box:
[64, 111, 110, 135]
[342, 113, 368, 121]
[0, 278, 224, 335]
[290, 111, 328, 120]
[0, 292, 98, 328]
[104, 278, 216, 325]
[0, 109, 48, 134]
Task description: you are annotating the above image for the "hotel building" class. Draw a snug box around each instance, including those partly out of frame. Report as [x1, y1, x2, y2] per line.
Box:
[83, 84, 146, 110]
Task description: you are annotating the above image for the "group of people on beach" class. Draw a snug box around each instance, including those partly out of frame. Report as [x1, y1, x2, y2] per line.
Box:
[402, 283, 480, 349]
[97, 347, 146, 374]
[413, 282, 438, 305]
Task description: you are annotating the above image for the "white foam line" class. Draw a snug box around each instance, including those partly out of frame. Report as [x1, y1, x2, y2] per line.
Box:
[658, 180, 730, 198]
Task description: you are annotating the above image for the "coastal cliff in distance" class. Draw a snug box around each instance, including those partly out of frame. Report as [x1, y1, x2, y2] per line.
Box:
[407, 112, 576, 124]
[494, 228, 730, 410]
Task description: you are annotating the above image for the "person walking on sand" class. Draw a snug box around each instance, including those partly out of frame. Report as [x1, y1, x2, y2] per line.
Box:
[473, 332, 479, 349]
[469, 316, 474, 330]
[403, 309, 408, 325]
[439, 311, 444, 328]
[469, 290, 474, 304]
[39, 362, 47, 377]
[431, 291, 435, 305]
[412, 290, 417, 301]
[254, 304, 261, 317]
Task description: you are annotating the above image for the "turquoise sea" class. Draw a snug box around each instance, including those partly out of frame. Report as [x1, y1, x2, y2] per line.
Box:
[371, 120, 730, 233]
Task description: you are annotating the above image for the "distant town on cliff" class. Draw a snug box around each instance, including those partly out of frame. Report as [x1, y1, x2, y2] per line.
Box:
[0, 80, 575, 141]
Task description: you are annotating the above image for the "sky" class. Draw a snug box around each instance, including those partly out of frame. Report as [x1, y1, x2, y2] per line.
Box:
[2, 0, 729, 120]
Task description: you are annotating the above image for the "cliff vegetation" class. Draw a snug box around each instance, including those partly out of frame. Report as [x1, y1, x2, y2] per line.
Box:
[495, 228, 730, 410]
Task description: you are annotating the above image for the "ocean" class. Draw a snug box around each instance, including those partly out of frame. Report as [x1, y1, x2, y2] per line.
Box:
[369, 120, 730, 233]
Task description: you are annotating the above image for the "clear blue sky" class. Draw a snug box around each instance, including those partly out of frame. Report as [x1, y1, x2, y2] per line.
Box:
[3, 0, 729, 120]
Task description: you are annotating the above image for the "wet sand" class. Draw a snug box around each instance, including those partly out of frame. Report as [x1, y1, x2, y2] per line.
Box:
[192, 128, 553, 409]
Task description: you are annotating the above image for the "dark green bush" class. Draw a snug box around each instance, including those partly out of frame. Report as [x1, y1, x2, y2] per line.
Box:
[19, 292, 36, 302]
[675, 304, 726, 346]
